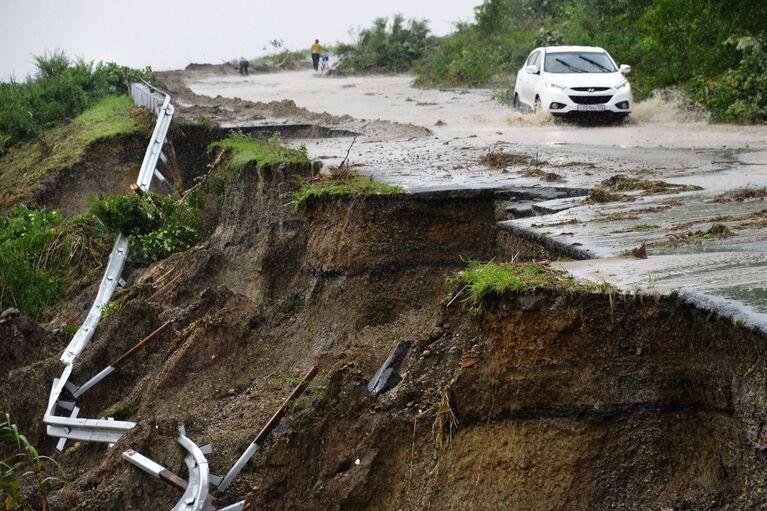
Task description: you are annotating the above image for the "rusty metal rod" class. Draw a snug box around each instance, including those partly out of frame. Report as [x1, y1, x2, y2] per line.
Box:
[216, 366, 319, 491]
[72, 320, 174, 398]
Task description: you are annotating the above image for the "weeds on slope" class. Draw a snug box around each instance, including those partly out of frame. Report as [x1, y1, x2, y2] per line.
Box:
[447, 260, 618, 314]
[0, 191, 203, 321]
[0, 208, 110, 321]
[0, 412, 65, 510]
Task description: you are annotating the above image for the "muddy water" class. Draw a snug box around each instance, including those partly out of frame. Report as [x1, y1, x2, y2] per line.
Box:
[188, 70, 767, 194]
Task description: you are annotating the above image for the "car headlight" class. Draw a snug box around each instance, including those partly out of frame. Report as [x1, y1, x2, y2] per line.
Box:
[616, 80, 630, 90]
[545, 80, 566, 91]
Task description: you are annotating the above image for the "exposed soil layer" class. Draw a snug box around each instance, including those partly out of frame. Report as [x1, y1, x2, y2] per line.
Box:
[33, 134, 148, 217]
[3, 136, 766, 511]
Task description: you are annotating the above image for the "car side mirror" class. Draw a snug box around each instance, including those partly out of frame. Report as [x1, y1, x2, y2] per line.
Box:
[620, 64, 631, 75]
[525, 64, 538, 74]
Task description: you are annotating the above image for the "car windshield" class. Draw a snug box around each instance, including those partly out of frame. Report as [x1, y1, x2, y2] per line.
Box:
[544, 52, 617, 73]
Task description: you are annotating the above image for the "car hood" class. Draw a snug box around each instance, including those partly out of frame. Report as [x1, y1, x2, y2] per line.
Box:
[544, 72, 626, 89]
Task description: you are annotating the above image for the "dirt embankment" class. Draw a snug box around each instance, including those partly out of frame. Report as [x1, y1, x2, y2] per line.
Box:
[2, 133, 766, 510]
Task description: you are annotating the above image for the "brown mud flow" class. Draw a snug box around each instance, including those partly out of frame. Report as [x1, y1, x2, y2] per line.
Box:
[1, 131, 766, 511]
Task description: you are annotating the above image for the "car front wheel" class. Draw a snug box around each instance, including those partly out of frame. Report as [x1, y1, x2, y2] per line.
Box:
[513, 93, 521, 111]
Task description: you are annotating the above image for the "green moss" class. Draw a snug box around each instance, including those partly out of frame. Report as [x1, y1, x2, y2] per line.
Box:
[447, 260, 619, 314]
[0, 96, 148, 210]
[289, 169, 402, 211]
[209, 132, 310, 173]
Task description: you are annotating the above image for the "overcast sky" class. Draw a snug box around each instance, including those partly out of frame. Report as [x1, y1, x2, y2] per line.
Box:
[0, 0, 481, 80]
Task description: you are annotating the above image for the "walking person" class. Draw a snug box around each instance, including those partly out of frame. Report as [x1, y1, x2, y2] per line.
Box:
[311, 39, 323, 71]
[239, 57, 249, 75]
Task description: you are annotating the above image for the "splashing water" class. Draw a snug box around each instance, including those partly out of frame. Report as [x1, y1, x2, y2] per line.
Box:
[629, 89, 709, 125]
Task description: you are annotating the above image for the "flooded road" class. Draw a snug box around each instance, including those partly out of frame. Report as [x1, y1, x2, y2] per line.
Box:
[184, 68, 767, 330]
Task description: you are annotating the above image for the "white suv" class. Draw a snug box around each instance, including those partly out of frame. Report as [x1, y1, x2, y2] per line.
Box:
[513, 45, 633, 117]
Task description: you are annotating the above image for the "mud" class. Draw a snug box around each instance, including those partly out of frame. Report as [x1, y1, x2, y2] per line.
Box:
[4, 68, 767, 510]
[2, 137, 764, 510]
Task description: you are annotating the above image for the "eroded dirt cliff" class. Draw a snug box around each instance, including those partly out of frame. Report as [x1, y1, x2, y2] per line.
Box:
[2, 133, 766, 510]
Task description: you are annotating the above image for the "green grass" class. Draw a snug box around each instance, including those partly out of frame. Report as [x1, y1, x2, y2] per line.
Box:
[447, 260, 618, 314]
[289, 169, 402, 211]
[209, 132, 310, 173]
[0, 96, 149, 211]
[0, 208, 111, 321]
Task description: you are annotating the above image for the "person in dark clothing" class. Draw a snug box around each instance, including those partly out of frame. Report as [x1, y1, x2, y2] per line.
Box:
[311, 39, 323, 71]
[239, 57, 249, 75]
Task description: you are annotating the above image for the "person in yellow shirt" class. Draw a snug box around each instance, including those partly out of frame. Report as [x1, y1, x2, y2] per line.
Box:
[311, 39, 323, 71]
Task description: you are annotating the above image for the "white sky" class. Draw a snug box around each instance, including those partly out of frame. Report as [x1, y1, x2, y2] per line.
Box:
[0, 0, 480, 80]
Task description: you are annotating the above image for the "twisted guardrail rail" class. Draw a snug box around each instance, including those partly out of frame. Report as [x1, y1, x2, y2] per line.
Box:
[42, 82, 314, 510]
[41, 82, 220, 511]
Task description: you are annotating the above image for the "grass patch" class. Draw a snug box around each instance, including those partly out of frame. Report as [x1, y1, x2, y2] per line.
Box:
[600, 175, 703, 195]
[0, 96, 149, 211]
[651, 222, 735, 248]
[479, 150, 529, 169]
[631, 224, 660, 232]
[520, 167, 564, 182]
[711, 188, 767, 203]
[288, 168, 402, 211]
[447, 260, 618, 314]
[582, 189, 635, 204]
[209, 132, 310, 173]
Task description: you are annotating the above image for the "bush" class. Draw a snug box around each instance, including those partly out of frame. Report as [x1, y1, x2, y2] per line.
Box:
[691, 36, 767, 122]
[0, 51, 150, 153]
[337, 15, 436, 74]
[89, 191, 203, 263]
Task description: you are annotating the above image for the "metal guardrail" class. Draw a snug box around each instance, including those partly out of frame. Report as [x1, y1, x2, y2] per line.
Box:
[41, 82, 218, 511]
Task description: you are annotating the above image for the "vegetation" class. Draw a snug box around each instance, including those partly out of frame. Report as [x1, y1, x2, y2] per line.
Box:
[283, 376, 326, 412]
[0, 95, 150, 211]
[88, 191, 203, 263]
[409, 0, 767, 122]
[336, 15, 436, 74]
[0, 208, 110, 322]
[210, 132, 310, 173]
[0, 51, 150, 153]
[1, 413, 65, 510]
[288, 168, 402, 211]
[447, 260, 618, 314]
[599, 175, 702, 195]
[0, 190, 203, 321]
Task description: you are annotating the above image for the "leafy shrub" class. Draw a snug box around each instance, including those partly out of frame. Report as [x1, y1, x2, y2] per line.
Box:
[88, 191, 203, 263]
[690, 36, 767, 122]
[0, 50, 150, 153]
[337, 15, 436, 74]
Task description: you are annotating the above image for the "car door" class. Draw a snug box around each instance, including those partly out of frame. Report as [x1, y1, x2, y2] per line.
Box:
[527, 50, 544, 105]
[519, 50, 540, 107]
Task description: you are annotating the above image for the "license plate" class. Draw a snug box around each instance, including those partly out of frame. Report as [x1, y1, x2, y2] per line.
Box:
[577, 105, 605, 111]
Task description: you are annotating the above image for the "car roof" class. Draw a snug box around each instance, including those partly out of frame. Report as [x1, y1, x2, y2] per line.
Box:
[541, 45, 607, 53]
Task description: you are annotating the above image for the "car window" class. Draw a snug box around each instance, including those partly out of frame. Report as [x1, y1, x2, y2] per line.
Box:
[526, 51, 538, 66]
[531, 52, 540, 67]
[544, 52, 617, 73]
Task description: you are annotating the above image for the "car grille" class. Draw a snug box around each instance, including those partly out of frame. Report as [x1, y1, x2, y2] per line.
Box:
[569, 95, 613, 105]
[571, 87, 610, 92]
